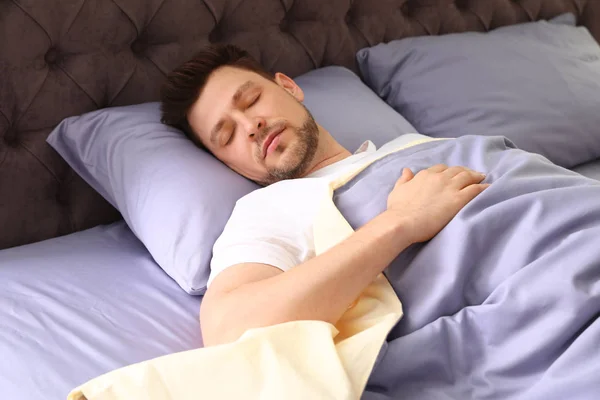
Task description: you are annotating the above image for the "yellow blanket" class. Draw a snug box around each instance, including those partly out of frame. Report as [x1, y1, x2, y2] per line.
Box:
[68, 138, 437, 400]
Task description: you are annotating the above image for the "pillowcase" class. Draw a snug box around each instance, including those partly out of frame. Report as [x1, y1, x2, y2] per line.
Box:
[47, 66, 416, 295]
[356, 14, 600, 168]
[48, 102, 257, 296]
[295, 67, 416, 150]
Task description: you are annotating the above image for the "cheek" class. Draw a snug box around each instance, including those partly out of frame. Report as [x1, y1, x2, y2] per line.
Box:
[283, 101, 307, 126]
[224, 141, 262, 169]
[262, 94, 297, 119]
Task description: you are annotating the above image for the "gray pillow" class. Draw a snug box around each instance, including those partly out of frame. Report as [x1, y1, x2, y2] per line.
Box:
[295, 67, 416, 150]
[356, 15, 600, 168]
[47, 66, 416, 295]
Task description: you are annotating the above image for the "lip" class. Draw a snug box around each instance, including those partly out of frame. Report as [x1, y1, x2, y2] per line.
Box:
[262, 126, 285, 159]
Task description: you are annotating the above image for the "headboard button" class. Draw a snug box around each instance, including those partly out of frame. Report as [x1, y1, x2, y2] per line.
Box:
[55, 185, 70, 206]
[131, 40, 147, 55]
[345, 11, 353, 24]
[44, 48, 60, 66]
[209, 26, 222, 43]
[401, 1, 412, 17]
[455, 0, 468, 10]
[279, 18, 289, 33]
[3, 127, 19, 147]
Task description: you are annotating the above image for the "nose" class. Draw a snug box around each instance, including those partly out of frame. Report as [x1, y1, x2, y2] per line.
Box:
[235, 112, 266, 139]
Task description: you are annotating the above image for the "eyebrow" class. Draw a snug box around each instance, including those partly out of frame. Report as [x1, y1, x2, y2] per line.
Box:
[209, 80, 255, 146]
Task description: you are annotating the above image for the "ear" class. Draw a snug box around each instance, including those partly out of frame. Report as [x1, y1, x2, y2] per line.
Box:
[274, 72, 304, 102]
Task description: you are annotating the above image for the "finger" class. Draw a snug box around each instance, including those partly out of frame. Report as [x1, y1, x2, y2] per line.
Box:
[459, 183, 491, 201]
[452, 170, 486, 189]
[442, 166, 471, 178]
[427, 164, 448, 173]
[394, 168, 414, 188]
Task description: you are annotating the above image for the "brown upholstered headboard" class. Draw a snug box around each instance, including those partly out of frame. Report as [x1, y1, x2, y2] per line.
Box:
[1, 0, 598, 250]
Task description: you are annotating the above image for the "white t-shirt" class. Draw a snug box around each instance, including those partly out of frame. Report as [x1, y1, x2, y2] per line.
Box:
[207, 133, 429, 286]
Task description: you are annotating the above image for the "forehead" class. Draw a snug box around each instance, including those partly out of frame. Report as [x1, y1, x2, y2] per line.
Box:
[188, 66, 267, 139]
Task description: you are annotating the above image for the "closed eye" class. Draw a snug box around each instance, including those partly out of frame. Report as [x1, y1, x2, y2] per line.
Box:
[224, 127, 235, 146]
[248, 93, 260, 108]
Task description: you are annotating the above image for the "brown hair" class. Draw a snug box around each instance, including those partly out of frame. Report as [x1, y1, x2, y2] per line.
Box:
[160, 44, 273, 147]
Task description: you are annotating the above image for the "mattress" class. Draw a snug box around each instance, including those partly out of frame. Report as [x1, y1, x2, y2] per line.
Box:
[571, 158, 600, 180]
[0, 222, 203, 400]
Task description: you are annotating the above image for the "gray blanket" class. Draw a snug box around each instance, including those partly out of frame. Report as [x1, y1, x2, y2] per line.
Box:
[333, 136, 600, 399]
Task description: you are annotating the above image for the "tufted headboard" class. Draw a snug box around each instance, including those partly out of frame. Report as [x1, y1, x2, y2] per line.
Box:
[1, 0, 599, 250]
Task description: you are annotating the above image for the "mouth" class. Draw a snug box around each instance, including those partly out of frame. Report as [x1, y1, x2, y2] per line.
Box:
[262, 125, 285, 159]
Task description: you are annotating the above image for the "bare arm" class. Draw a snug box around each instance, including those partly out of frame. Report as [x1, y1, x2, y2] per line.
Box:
[201, 165, 489, 346]
[201, 209, 411, 346]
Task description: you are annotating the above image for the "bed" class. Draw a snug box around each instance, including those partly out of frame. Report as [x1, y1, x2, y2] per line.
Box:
[1, 1, 600, 399]
[0, 222, 202, 399]
[572, 158, 600, 180]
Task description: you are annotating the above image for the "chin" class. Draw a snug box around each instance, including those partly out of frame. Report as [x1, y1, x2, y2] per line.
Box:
[274, 148, 300, 168]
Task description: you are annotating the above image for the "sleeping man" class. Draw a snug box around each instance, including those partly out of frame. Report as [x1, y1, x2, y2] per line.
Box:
[159, 44, 490, 347]
[160, 44, 600, 398]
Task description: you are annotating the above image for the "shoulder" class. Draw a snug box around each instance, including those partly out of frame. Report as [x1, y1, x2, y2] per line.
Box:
[208, 177, 328, 284]
[232, 176, 331, 221]
[215, 176, 331, 253]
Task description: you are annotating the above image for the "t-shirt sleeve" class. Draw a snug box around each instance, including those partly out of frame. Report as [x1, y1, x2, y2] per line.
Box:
[207, 192, 313, 287]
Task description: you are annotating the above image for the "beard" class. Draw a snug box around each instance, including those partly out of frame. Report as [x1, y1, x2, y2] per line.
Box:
[255, 104, 319, 186]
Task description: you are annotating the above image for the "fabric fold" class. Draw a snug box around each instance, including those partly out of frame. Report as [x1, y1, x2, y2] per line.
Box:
[66, 138, 440, 400]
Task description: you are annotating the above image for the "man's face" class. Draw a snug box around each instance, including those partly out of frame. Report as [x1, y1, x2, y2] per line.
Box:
[187, 66, 320, 185]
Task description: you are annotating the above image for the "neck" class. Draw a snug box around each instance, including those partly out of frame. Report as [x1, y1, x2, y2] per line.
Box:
[302, 128, 352, 177]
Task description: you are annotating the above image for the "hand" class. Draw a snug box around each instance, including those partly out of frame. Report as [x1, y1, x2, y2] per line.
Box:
[386, 164, 490, 244]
